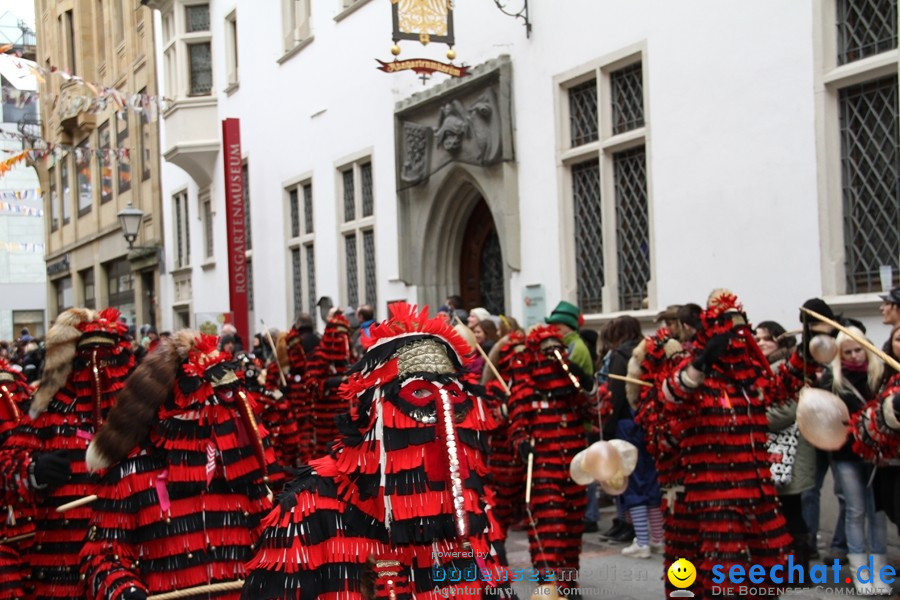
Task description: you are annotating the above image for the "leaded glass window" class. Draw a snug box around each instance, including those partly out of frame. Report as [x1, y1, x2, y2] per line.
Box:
[291, 247, 302, 319]
[303, 183, 314, 234]
[306, 245, 316, 315]
[289, 188, 300, 238]
[186, 4, 209, 32]
[188, 42, 212, 95]
[61, 154, 71, 224]
[572, 160, 603, 313]
[363, 229, 376, 306]
[361, 163, 373, 217]
[345, 234, 358, 308]
[839, 76, 900, 293]
[343, 170, 355, 222]
[611, 62, 644, 135]
[614, 147, 650, 311]
[247, 259, 254, 311]
[837, 0, 898, 65]
[569, 79, 598, 147]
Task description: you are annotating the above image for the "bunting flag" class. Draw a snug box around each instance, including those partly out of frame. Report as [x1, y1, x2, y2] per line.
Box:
[0, 241, 44, 253]
[0, 54, 171, 120]
[0, 130, 132, 162]
[0, 201, 43, 216]
[0, 189, 41, 202]
[0, 151, 29, 176]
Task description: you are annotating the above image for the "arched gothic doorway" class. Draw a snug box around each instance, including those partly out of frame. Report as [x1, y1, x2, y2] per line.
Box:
[460, 199, 505, 314]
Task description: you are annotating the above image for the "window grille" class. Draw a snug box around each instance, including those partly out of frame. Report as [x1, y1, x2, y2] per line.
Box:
[839, 76, 900, 293]
[363, 229, 376, 306]
[569, 79, 598, 147]
[292, 247, 302, 319]
[836, 0, 898, 65]
[572, 160, 603, 313]
[361, 163, 374, 217]
[610, 62, 644, 135]
[306, 245, 316, 315]
[481, 230, 505, 315]
[342, 170, 355, 222]
[614, 147, 650, 311]
[345, 234, 358, 308]
[289, 188, 300, 238]
[303, 183, 314, 233]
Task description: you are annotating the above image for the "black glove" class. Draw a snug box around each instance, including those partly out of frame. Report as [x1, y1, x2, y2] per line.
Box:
[691, 333, 733, 374]
[517, 440, 534, 463]
[31, 451, 71, 490]
[120, 588, 148, 600]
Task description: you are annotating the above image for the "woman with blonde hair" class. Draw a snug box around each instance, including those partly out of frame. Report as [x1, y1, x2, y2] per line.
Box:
[820, 326, 890, 596]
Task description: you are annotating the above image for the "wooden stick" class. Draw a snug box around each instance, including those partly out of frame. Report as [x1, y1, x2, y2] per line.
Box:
[800, 307, 900, 373]
[56, 494, 97, 513]
[260, 319, 287, 387]
[451, 315, 511, 395]
[776, 329, 802, 342]
[608, 373, 653, 388]
[525, 451, 534, 504]
[1, 531, 35, 544]
[147, 580, 245, 600]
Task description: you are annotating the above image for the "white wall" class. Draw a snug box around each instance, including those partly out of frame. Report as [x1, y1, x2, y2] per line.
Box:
[156, 0, 891, 344]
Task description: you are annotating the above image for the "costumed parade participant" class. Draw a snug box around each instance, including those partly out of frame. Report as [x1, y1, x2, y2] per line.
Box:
[80, 331, 276, 600]
[481, 332, 528, 535]
[1, 308, 134, 600]
[662, 290, 819, 600]
[242, 304, 513, 600]
[257, 332, 303, 474]
[283, 324, 316, 466]
[307, 312, 355, 456]
[506, 323, 597, 586]
[627, 326, 691, 580]
[0, 357, 35, 599]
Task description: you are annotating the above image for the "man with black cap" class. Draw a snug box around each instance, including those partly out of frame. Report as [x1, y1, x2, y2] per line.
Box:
[880, 286, 900, 328]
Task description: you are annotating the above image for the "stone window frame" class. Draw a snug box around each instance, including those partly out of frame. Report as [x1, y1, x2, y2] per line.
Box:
[336, 150, 376, 311]
[813, 0, 900, 301]
[161, 0, 213, 99]
[554, 41, 656, 318]
[284, 173, 316, 319]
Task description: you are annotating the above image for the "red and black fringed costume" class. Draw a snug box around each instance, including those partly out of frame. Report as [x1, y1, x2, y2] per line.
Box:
[255, 333, 303, 477]
[0, 358, 34, 599]
[482, 333, 529, 535]
[80, 331, 276, 600]
[307, 315, 354, 457]
[506, 325, 595, 584]
[628, 328, 695, 596]
[662, 291, 813, 600]
[1, 308, 134, 600]
[851, 371, 900, 532]
[242, 304, 514, 600]
[283, 325, 316, 466]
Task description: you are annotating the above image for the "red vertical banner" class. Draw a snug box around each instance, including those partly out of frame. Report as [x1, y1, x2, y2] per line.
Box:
[222, 118, 249, 345]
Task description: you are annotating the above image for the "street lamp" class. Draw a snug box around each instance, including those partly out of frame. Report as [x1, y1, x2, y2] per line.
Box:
[117, 202, 144, 249]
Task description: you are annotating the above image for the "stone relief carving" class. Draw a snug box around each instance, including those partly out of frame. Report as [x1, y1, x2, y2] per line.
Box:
[398, 82, 504, 187]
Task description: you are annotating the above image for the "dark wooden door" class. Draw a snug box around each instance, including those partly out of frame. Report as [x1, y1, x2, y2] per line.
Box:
[459, 200, 505, 314]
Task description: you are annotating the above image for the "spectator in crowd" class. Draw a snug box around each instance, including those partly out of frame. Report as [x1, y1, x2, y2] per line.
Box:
[473, 318, 500, 356]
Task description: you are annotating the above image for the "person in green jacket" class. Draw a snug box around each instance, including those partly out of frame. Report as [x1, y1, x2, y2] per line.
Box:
[546, 300, 595, 383]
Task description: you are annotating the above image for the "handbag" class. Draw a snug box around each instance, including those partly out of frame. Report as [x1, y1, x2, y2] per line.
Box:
[766, 422, 799, 487]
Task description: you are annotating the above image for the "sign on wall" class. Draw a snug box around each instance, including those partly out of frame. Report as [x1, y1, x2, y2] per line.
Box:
[522, 283, 546, 329]
[222, 118, 249, 345]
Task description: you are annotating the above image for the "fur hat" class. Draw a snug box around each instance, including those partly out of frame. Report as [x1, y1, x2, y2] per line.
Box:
[29, 307, 128, 419]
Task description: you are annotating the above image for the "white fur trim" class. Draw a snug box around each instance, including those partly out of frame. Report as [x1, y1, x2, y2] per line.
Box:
[85, 441, 110, 473]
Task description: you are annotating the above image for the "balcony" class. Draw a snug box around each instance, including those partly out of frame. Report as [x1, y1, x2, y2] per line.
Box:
[56, 79, 97, 137]
[162, 96, 219, 186]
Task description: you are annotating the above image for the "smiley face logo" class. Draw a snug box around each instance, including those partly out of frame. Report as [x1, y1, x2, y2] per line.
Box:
[667, 558, 696, 589]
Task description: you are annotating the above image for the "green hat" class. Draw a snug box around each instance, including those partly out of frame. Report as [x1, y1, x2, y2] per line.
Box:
[546, 300, 582, 330]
